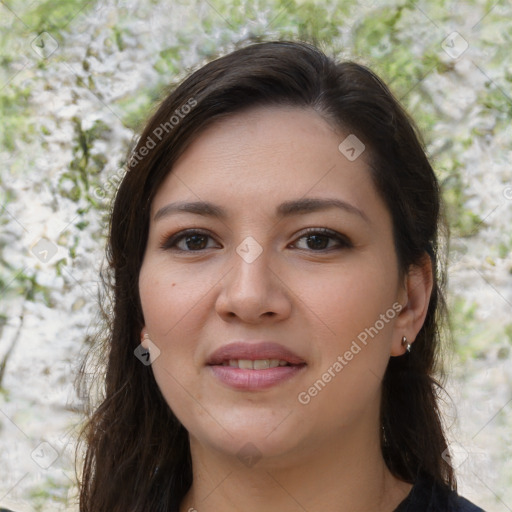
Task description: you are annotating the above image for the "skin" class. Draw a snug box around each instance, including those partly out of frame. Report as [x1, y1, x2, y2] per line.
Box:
[138, 106, 433, 512]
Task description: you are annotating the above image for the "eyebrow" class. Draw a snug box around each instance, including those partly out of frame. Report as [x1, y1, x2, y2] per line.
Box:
[154, 197, 369, 223]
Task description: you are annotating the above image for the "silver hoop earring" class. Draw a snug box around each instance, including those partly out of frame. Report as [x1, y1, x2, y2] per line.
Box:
[401, 336, 411, 353]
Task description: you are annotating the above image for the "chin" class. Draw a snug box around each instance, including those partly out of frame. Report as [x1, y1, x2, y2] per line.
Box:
[187, 411, 307, 462]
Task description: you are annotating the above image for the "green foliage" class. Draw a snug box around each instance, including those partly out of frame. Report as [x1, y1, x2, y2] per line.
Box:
[118, 86, 163, 132]
[0, 85, 34, 151]
[29, 474, 71, 512]
[60, 118, 110, 206]
[274, 0, 348, 43]
[505, 324, 512, 345]
[12, 0, 94, 33]
[448, 293, 512, 363]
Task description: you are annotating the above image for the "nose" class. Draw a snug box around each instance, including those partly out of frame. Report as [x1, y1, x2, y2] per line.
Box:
[215, 243, 292, 324]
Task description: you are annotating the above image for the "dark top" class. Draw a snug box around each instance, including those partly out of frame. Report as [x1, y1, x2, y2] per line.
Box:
[394, 472, 485, 511]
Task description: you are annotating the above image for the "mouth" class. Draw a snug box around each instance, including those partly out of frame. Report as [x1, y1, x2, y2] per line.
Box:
[206, 341, 307, 390]
[216, 359, 300, 369]
[206, 341, 306, 367]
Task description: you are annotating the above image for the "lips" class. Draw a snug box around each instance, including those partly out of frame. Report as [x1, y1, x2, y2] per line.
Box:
[206, 341, 306, 366]
[206, 341, 307, 391]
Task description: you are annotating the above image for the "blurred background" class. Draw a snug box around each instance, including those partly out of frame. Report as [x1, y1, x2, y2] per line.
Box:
[0, 0, 511, 510]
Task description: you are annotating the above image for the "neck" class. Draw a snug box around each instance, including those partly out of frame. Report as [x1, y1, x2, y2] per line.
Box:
[179, 421, 412, 512]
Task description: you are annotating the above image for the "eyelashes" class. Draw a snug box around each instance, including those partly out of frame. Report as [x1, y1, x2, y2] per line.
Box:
[291, 228, 353, 251]
[159, 229, 218, 252]
[159, 227, 353, 253]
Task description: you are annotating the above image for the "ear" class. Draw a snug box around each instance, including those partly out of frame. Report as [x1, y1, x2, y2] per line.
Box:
[390, 253, 433, 356]
[140, 327, 149, 349]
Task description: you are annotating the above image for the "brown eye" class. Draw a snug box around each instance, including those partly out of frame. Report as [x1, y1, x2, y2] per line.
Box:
[304, 234, 331, 250]
[181, 233, 209, 250]
[292, 228, 353, 252]
[160, 230, 220, 252]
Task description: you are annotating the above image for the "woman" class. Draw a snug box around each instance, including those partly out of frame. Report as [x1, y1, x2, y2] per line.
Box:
[77, 40, 485, 511]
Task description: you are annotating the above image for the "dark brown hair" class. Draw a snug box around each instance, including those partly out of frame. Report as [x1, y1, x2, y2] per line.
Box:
[77, 40, 454, 512]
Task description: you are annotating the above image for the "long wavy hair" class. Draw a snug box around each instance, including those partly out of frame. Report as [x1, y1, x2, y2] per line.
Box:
[76, 40, 454, 511]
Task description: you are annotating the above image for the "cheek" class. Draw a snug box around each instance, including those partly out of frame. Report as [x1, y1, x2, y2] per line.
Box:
[138, 260, 213, 391]
[294, 256, 399, 414]
[293, 272, 396, 429]
[139, 263, 202, 418]
[150, 358, 212, 441]
[139, 260, 207, 339]
[298, 256, 398, 340]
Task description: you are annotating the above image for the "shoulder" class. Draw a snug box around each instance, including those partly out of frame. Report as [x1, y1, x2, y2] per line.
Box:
[433, 478, 486, 512]
[395, 471, 487, 512]
[448, 494, 486, 512]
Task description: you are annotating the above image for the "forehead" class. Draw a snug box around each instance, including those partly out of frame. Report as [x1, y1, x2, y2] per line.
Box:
[151, 106, 385, 222]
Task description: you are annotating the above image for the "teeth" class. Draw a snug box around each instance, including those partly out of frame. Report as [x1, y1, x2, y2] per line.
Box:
[225, 359, 289, 369]
[253, 359, 270, 370]
[238, 359, 253, 369]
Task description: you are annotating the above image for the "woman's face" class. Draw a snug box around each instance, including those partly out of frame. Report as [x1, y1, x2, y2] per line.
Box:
[139, 106, 411, 463]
